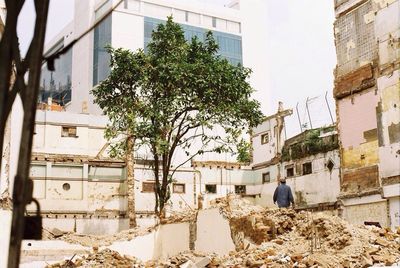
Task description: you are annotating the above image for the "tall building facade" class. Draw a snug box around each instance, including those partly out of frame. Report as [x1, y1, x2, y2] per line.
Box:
[333, 0, 400, 229]
[40, 0, 243, 115]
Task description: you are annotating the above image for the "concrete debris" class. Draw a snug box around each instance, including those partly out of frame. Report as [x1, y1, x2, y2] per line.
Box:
[179, 257, 210, 268]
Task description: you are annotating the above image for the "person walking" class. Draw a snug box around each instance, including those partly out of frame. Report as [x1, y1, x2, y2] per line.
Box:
[273, 178, 294, 208]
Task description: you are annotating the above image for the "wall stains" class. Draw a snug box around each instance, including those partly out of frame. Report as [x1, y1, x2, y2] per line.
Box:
[388, 122, 400, 144]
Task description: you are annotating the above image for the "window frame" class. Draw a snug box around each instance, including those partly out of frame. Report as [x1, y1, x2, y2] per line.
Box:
[205, 184, 217, 194]
[286, 166, 294, 178]
[262, 172, 270, 184]
[142, 181, 155, 193]
[235, 185, 246, 194]
[173, 183, 185, 194]
[261, 132, 269, 144]
[302, 162, 312, 175]
[61, 126, 78, 138]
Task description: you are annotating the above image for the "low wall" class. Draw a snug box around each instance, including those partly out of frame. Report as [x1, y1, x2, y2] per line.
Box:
[107, 222, 190, 261]
[195, 208, 235, 255]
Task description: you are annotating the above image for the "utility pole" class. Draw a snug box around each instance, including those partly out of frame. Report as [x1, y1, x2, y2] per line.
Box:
[0, 0, 49, 267]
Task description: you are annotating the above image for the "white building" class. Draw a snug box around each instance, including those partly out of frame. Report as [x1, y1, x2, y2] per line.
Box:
[41, 0, 243, 115]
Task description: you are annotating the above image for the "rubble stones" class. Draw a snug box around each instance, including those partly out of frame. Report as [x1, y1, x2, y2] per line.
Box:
[46, 249, 142, 268]
[46, 196, 400, 268]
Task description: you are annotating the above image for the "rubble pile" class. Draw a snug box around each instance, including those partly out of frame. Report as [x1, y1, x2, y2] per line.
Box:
[46, 248, 143, 268]
[152, 222, 400, 267]
[44, 196, 400, 267]
[296, 213, 352, 250]
[161, 208, 197, 224]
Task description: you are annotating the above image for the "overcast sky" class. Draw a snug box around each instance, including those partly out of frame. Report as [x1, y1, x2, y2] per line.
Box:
[17, 0, 336, 138]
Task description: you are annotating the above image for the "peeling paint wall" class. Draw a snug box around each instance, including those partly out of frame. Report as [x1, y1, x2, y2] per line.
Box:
[334, 0, 400, 229]
[257, 150, 340, 208]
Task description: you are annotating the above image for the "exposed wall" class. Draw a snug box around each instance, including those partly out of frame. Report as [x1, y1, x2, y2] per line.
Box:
[257, 150, 340, 208]
[333, 0, 399, 229]
[342, 196, 388, 227]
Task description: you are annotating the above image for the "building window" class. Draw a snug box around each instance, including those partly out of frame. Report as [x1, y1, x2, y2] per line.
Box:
[212, 17, 217, 28]
[205, 184, 217, 194]
[173, 183, 185, 194]
[286, 166, 294, 177]
[143, 17, 243, 65]
[302, 162, 312, 175]
[93, 14, 112, 86]
[261, 133, 269, 144]
[326, 159, 335, 172]
[235, 185, 246, 194]
[142, 182, 155, 193]
[62, 183, 71, 191]
[262, 172, 270, 183]
[61, 126, 77, 137]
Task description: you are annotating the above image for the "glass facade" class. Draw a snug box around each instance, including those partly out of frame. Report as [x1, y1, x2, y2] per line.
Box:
[144, 17, 242, 65]
[39, 46, 73, 105]
[93, 15, 112, 86]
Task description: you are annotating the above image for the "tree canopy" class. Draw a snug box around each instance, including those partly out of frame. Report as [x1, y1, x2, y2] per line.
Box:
[92, 17, 264, 214]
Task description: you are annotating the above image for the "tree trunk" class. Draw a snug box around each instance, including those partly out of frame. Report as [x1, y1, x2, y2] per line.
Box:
[126, 135, 136, 227]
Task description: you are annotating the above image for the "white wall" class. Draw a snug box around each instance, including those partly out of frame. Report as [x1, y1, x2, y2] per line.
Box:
[195, 208, 235, 255]
[257, 150, 340, 208]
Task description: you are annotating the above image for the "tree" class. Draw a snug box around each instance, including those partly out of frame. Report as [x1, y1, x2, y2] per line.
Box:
[92, 17, 264, 216]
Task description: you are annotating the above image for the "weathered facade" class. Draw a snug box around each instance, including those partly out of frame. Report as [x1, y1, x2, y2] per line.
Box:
[333, 0, 400, 229]
[250, 106, 341, 212]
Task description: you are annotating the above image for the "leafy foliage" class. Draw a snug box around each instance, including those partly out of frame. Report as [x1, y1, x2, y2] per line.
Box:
[92, 17, 264, 214]
[281, 128, 339, 162]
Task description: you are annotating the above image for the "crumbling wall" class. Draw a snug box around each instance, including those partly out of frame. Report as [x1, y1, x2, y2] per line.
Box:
[333, 0, 399, 228]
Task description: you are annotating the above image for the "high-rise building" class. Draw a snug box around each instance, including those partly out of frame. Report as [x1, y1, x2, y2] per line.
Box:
[40, 0, 243, 114]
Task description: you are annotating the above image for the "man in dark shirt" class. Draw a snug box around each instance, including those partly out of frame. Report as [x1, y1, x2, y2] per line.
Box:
[273, 178, 294, 208]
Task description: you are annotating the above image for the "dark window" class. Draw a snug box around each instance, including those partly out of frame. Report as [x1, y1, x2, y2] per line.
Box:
[93, 15, 112, 86]
[39, 46, 72, 106]
[144, 17, 242, 65]
[61, 126, 77, 137]
[261, 133, 269, 144]
[235, 185, 246, 194]
[286, 166, 294, 177]
[212, 17, 217, 27]
[62, 183, 71, 191]
[173, 183, 185, 194]
[302, 162, 312, 175]
[205, 184, 217, 194]
[262, 172, 270, 183]
[327, 159, 335, 172]
[142, 182, 155, 193]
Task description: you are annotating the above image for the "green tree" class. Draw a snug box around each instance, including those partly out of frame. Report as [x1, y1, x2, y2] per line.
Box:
[92, 17, 264, 217]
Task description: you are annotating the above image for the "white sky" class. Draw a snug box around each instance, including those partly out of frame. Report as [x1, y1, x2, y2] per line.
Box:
[17, 0, 337, 138]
